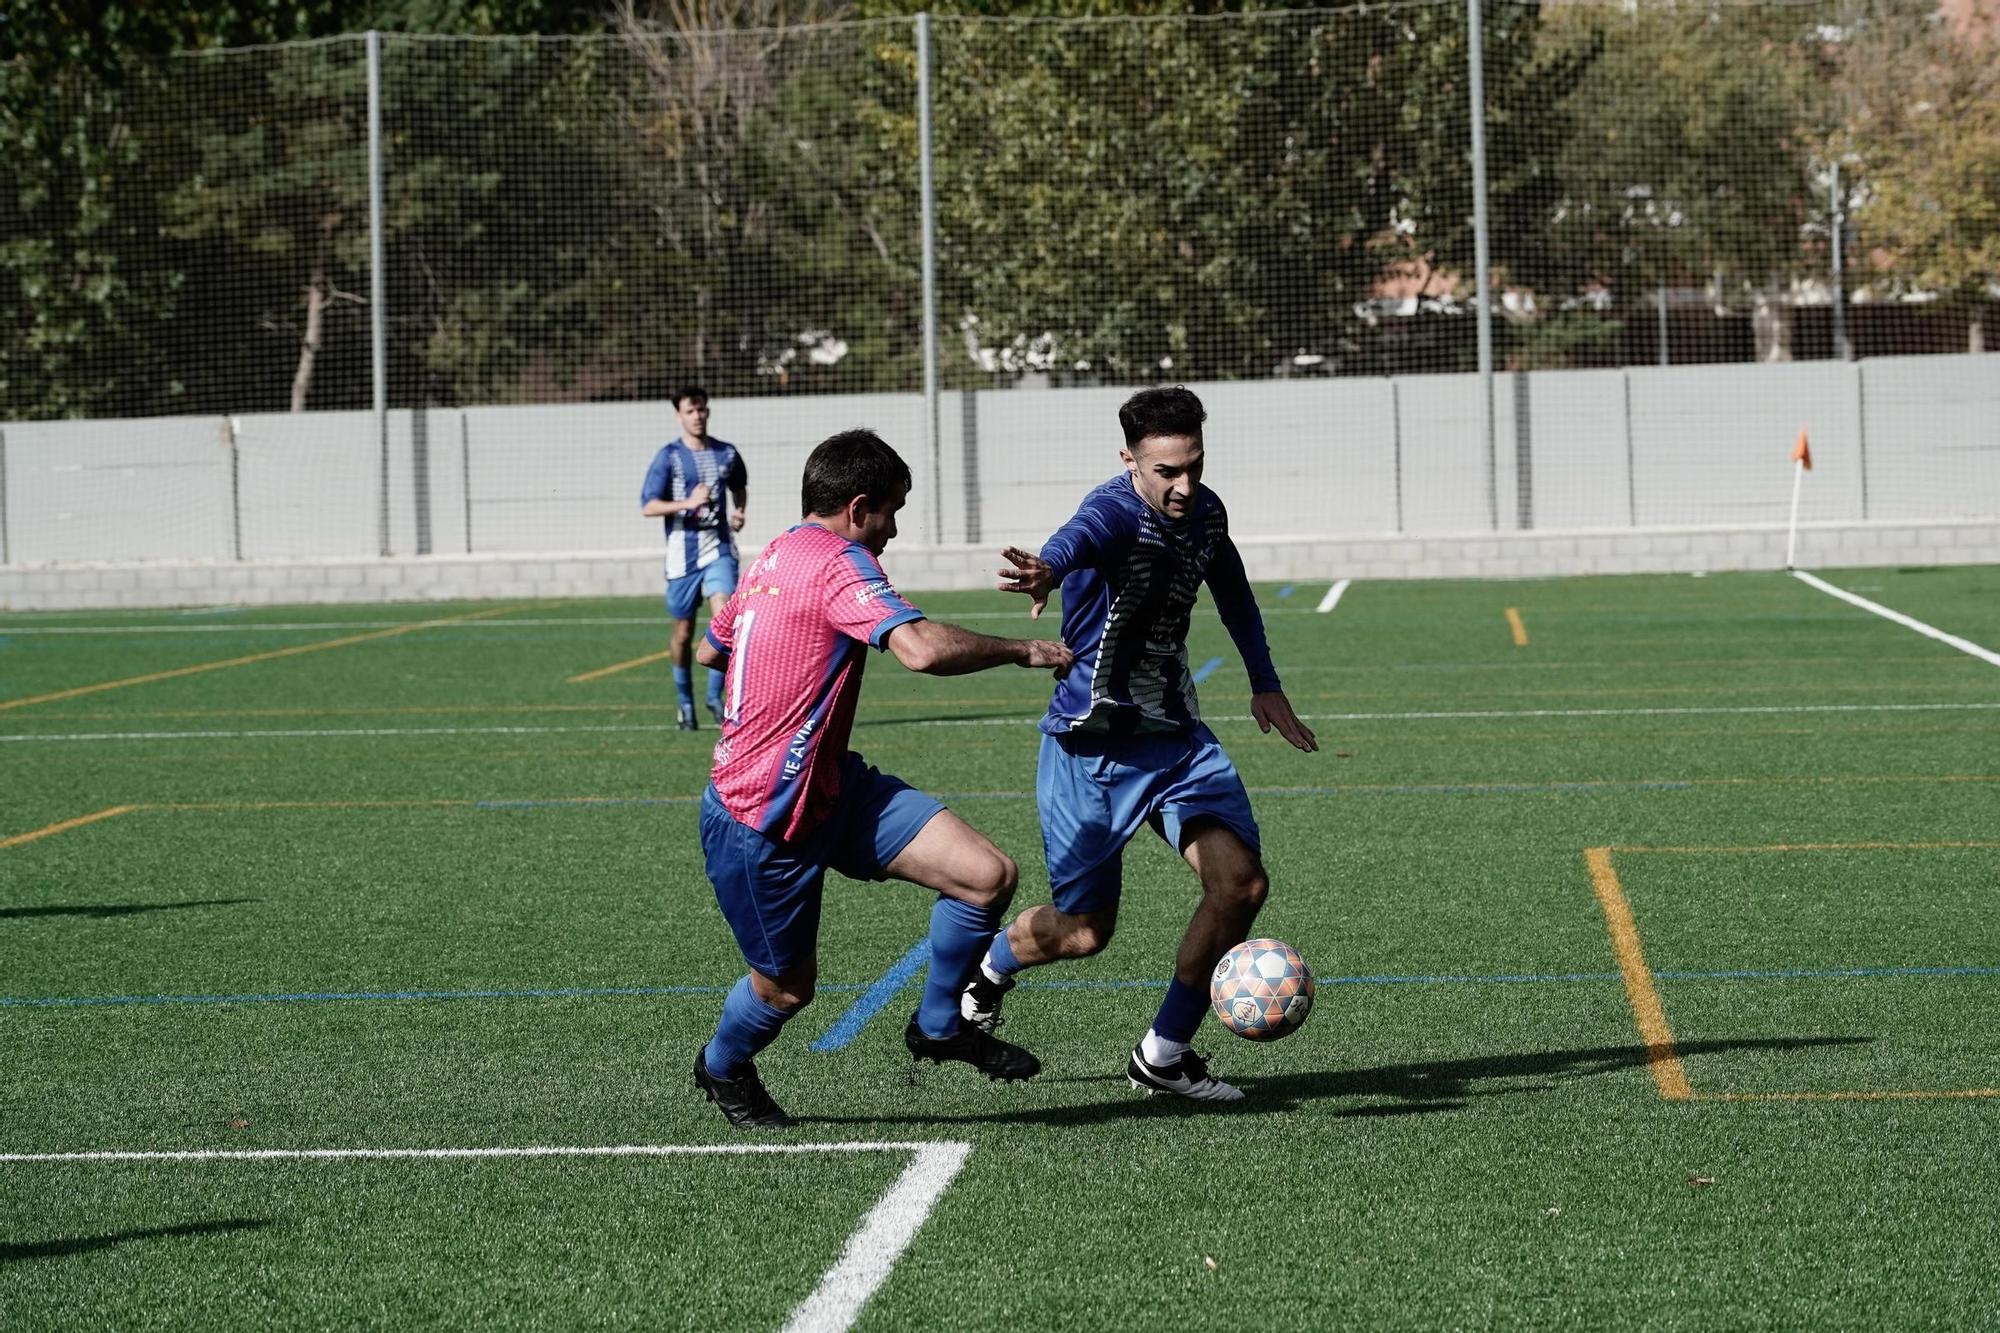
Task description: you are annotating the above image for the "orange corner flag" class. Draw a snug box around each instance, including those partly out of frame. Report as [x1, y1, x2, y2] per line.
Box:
[1791, 429, 1813, 470]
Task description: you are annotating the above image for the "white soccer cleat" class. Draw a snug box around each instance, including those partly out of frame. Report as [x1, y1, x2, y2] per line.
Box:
[1126, 1044, 1245, 1102]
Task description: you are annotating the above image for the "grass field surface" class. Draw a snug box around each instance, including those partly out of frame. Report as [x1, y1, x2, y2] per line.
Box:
[3, 566, 1997, 1328]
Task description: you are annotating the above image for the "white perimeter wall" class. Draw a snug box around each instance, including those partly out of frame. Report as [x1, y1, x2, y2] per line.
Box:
[2, 353, 1995, 609]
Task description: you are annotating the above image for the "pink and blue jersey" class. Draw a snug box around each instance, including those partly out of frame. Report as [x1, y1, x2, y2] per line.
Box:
[703, 524, 926, 842]
[641, 437, 748, 580]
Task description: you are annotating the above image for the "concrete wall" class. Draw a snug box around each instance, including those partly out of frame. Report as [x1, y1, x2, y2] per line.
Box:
[4, 520, 1997, 611]
[3, 352, 1995, 609]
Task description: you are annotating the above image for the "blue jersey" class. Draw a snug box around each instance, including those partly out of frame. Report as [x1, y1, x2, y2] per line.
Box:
[1038, 474, 1280, 737]
[641, 437, 747, 579]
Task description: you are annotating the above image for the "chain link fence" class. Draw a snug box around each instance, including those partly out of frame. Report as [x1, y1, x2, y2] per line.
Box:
[2, 2, 1995, 562]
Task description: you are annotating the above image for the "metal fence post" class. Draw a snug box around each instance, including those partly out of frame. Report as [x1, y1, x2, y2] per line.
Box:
[367, 30, 390, 557]
[0, 427, 10, 566]
[1465, 0, 1496, 531]
[1831, 161, 1850, 362]
[917, 12, 942, 546]
[223, 415, 242, 560]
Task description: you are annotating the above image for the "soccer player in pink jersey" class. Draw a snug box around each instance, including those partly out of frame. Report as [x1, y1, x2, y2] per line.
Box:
[689, 429, 1074, 1129]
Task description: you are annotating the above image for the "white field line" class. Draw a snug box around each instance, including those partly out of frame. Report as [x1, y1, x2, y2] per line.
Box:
[0, 607, 1349, 636]
[0, 1139, 972, 1333]
[781, 1140, 972, 1333]
[1792, 570, 2000, 668]
[6, 701, 2000, 744]
[1316, 579, 1352, 613]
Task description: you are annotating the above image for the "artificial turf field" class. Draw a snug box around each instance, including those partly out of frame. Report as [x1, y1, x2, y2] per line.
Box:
[2, 566, 1997, 1328]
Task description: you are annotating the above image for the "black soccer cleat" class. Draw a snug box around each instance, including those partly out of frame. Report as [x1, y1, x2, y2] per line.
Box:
[904, 1013, 1041, 1082]
[959, 969, 1016, 1035]
[706, 696, 725, 725]
[1126, 1044, 1244, 1102]
[694, 1045, 796, 1129]
[677, 706, 699, 732]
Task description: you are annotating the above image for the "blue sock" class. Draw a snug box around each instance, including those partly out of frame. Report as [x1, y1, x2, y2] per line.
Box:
[917, 896, 1002, 1039]
[982, 926, 1023, 979]
[705, 976, 795, 1078]
[672, 665, 694, 711]
[705, 666, 726, 707]
[1150, 976, 1211, 1046]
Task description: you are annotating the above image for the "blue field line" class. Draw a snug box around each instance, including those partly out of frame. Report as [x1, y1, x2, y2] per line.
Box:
[0, 981, 867, 1010]
[1276, 584, 1296, 599]
[1192, 656, 1225, 683]
[6, 963, 1994, 1014]
[809, 939, 934, 1051]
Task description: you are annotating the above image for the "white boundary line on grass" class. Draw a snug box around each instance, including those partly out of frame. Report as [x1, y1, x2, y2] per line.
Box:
[1791, 570, 2000, 668]
[0, 1139, 972, 1333]
[7, 700, 2000, 744]
[1316, 579, 1352, 613]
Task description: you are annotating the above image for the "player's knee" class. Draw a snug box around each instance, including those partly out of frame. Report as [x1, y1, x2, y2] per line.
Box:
[1215, 869, 1269, 913]
[960, 849, 1017, 910]
[1066, 914, 1115, 957]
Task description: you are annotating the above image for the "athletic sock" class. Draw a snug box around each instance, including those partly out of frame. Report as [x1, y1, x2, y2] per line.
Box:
[1140, 1028, 1190, 1067]
[705, 976, 795, 1078]
[917, 896, 1002, 1039]
[980, 925, 1024, 981]
[705, 666, 726, 707]
[1147, 975, 1210, 1048]
[672, 665, 695, 711]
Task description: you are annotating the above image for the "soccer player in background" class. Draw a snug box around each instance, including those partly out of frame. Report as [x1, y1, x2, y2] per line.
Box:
[641, 387, 748, 730]
[970, 385, 1318, 1102]
[689, 428, 1074, 1129]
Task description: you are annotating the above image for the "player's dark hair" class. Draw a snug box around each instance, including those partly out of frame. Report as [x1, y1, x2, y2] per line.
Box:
[1118, 385, 1206, 449]
[672, 386, 708, 408]
[801, 429, 912, 517]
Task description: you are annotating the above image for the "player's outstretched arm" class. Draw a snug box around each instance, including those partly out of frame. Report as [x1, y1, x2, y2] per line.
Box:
[996, 546, 1055, 620]
[886, 619, 1072, 679]
[1250, 691, 1318, 753]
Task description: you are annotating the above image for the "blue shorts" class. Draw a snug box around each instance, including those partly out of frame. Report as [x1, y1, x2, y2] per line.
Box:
[700, 751, 946, 977]
[666, 555, 739, 621]
[1037, 723, 1260, 916]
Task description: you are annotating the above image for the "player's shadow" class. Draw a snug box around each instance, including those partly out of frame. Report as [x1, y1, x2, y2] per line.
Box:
[0, 1218, 273, 1263]
[0, 898, 260, 921]
[808, 1036, 1869, 1129]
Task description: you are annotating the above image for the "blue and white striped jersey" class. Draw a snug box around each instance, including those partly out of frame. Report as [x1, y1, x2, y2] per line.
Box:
[1038, 474, 1280, 737]
[640, 437, 747, 580]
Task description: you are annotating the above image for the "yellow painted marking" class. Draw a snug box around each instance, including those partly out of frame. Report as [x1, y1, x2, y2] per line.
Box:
[1584, 847, 1693, 1101]
[0, 805, 139, 850]
[1504, 606, 1529, 646]
[1697, 1088, 2000, 1103]
[0, 608, 517, 713]
[567, 649, 676, 684]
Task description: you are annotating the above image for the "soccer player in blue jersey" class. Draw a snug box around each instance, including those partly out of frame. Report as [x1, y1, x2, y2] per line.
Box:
[969, 385, 1319, 1102]
[641, 387, 748, 729]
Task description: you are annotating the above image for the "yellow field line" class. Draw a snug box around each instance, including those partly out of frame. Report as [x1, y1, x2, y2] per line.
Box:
[568, 649, 674, 684]
[0, 608, 517, 713]
[1584, 847, 1693, 1101]
[0, 805, 139, 850]
[1504, 607, 1529, 646]
[1697, 1088, 2000, 1103]
[1614, 840, 2000, 855]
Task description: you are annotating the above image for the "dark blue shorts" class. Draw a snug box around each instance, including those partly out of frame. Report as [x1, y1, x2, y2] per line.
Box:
[700, 751, 945, 977]
[1036, 723, 1260, 916]
[666, 554, 739, 621]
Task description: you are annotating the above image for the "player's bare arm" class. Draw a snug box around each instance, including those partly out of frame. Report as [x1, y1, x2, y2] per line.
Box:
[886, 618, 1072, 678]
[695, 636, 726, 670]
[997, 546, 1054, 619]
[642, 481, 711, 518]
[1250, 691, 1317, 752]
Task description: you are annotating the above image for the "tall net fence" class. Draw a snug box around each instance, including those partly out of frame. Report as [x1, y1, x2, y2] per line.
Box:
[1, 2, 1995, 565]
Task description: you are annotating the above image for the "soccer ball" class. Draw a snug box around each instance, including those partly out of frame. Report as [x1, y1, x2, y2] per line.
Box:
[1210, 938, 1314, 1041]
